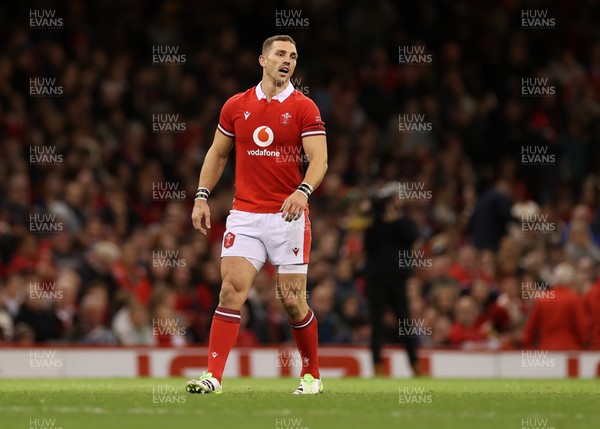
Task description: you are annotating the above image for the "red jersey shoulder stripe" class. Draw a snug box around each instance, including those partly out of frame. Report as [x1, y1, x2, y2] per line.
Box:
[217, 123, 235, 137]
[301, 129, 326, 138]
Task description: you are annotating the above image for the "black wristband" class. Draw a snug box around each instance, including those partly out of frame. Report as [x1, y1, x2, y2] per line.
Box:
[195, 187, 210, 200]
[297, 182, 313, 198]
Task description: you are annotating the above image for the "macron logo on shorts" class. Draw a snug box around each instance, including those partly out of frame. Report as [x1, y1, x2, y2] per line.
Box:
[224, 232, 235, 249]
[292, 247, 299, 256]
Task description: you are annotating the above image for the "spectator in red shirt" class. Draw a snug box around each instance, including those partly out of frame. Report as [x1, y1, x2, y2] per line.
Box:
[489, 276, 529, 347]
[111, 241, 152, 306]
[7, 235, 42, 275]
[448, 295, 492, 348]
[447, 245, 480, 288]
[522, 263, 587, 350]
[584, 278, 600, 349]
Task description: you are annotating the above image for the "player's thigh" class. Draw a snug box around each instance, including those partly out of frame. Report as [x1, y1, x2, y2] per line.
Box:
[221, 256, 258, 295]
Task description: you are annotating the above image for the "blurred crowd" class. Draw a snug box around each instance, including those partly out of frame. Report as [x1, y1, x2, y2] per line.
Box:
[1, 0, 600, 350]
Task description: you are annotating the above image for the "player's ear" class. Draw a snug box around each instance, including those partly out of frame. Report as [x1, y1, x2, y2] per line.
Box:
[259, 55, 266, 68]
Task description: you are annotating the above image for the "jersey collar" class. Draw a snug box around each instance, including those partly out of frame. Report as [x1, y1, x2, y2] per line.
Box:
[255, 81, 294, 102]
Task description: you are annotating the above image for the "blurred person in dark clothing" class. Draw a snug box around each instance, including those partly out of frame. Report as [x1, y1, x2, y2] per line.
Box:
[99, 186, 141, 240]
[1, 174, 30, 235]
[340, 295, 370, 343]
[71, 288, 117, 345]
[364, 182, 421, 376]
[15, 291, 62, 343]
[468, 179, 514, 251]
[76, 241, 120, 303]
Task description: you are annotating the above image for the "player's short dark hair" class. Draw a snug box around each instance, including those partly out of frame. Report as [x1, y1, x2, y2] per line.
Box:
[262, 35, 296, 54]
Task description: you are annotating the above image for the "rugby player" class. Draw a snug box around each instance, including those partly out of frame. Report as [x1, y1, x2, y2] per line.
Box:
[186, 35, 327, 395]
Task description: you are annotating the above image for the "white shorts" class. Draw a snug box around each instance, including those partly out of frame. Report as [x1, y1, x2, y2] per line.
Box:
[221, 209, 311, 268]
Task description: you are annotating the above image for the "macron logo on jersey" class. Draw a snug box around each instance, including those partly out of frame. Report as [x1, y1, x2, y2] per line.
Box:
[247, 126, 281, 157]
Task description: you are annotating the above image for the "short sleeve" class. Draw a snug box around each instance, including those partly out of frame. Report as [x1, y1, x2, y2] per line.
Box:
[300, 99, 326, 138]
[217, 97, 236, 138]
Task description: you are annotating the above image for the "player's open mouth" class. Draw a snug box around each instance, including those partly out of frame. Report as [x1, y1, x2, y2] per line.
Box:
[279, 67, 290, 74]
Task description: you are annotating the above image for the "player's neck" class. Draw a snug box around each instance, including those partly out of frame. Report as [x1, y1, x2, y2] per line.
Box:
[260, 79, 289, 102]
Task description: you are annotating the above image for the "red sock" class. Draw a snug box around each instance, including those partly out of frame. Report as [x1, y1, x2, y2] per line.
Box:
[207, 307, 240, 382]
[290, 309, 320, 379]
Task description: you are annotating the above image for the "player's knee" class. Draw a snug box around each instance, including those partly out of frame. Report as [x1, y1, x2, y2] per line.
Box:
[218, 281, 241, 308]
[280, 294, 298, 311]
[281, 294, 306, 318]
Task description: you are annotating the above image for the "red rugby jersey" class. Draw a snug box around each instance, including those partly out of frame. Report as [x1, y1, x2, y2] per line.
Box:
[217, 82, 326, 213]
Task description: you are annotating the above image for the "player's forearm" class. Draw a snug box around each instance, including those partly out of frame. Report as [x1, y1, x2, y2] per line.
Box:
[301, 155, 327, 190]
[198, 147, 229, 191]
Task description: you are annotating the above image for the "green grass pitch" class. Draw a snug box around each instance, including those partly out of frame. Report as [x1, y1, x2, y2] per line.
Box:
[1, 378, 598, 429]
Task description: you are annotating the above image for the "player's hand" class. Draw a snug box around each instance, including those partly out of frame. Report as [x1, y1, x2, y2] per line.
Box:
[191, 199, 211, 235]
[280, 190, 308, 222]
